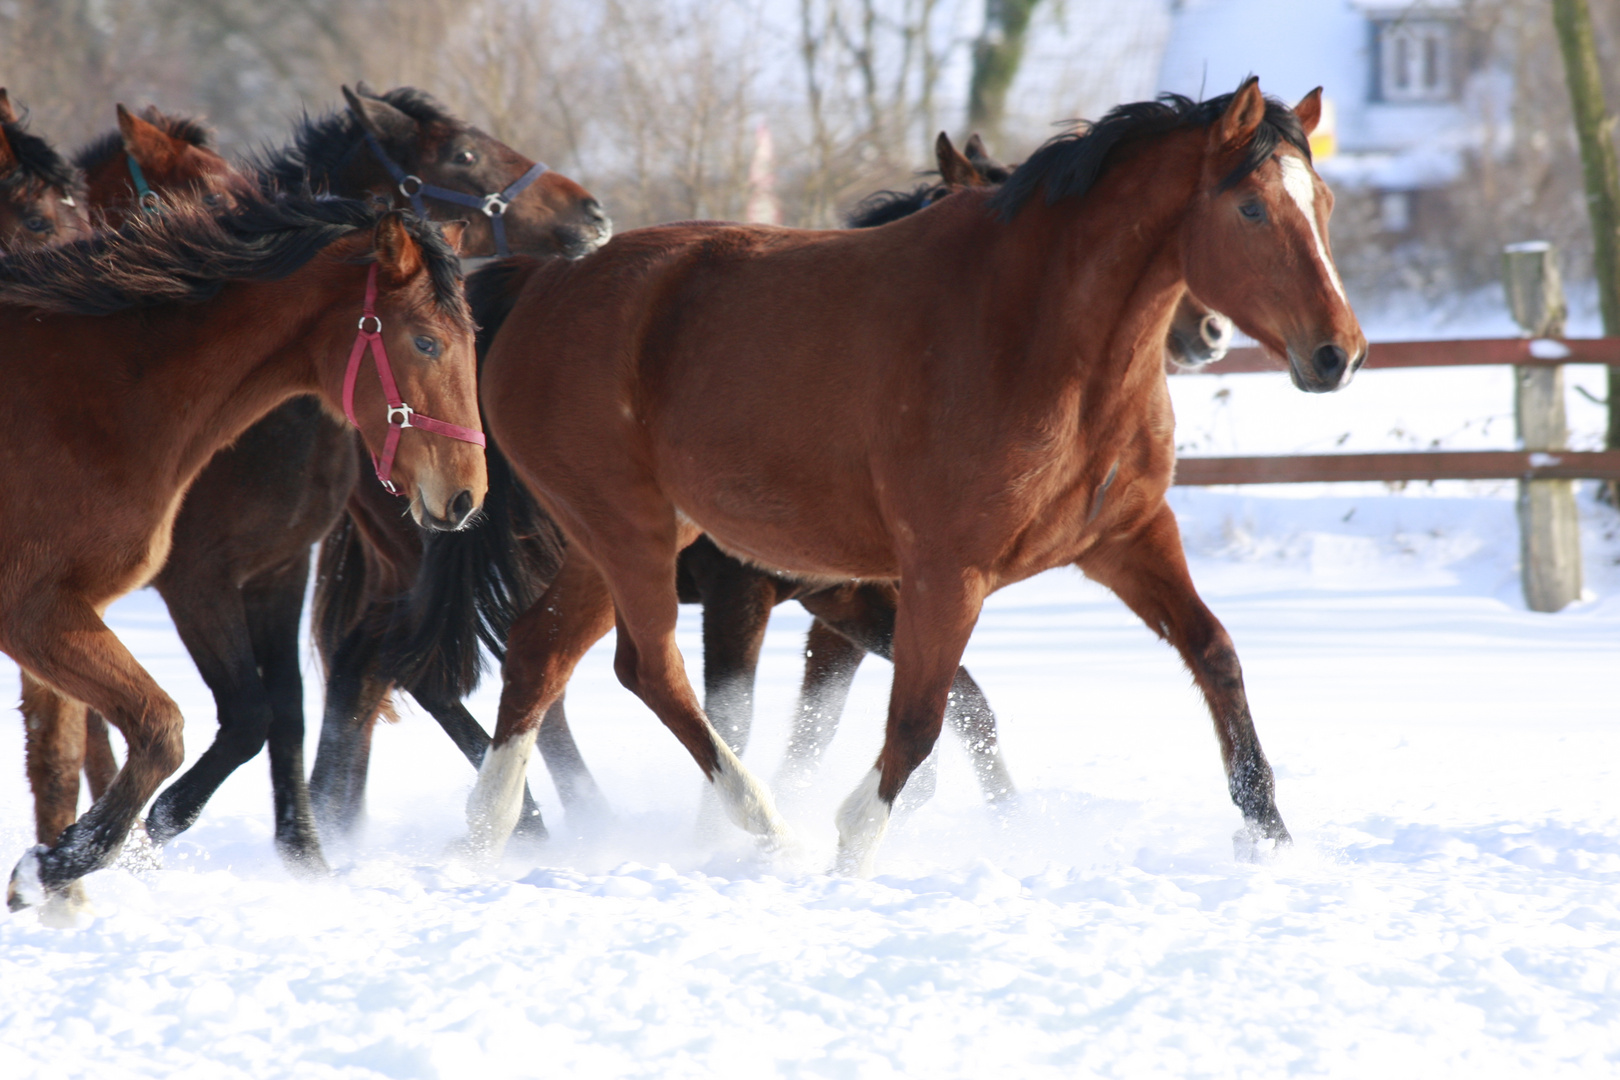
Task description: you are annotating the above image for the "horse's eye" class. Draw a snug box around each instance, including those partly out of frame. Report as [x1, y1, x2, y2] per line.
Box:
[413, 335, 440, 357]
[24, 217, 51, 233]
[452, 149, 477, 166]
[202, 193, 222, 208]
[1239, 201, 1266, 223]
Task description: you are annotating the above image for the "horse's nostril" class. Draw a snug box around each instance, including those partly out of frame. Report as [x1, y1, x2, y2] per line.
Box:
[450, 489, 474, 525]
[584, 199, 610, 225]
[1313, 343, 1348, 380]
[1201, 315, 1231, 348]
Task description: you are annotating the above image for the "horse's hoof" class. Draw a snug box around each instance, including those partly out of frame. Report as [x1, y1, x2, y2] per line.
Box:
[7, 846, 48, 912]
[276, 842, 331, 879]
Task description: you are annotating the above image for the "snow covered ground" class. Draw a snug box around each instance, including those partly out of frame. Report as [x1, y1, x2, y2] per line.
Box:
[2, 316, 1619, 1077]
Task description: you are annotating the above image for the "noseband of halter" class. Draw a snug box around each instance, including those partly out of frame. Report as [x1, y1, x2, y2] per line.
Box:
[342, 263, 486, 495]
[363, 132, 548, 257]
[125, 155, 163, 214]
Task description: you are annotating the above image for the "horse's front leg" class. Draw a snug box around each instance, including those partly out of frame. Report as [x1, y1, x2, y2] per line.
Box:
[833, 570, 987, 876]
[1077, 502, 1291, 857]
[7, 599, 186, 913]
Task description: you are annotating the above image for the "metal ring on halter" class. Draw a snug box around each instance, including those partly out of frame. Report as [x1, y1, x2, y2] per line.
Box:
[481, 192, 510, 217]
[387, 404, 414, 428]
[139, 191, 163, 211]
[398, 175, 425, 198]
[380, 477, 399, 495]
[358, 314, 383, 334]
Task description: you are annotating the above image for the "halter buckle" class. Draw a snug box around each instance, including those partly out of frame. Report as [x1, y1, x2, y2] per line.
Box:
[358, 313, 383, 334]
[398, 175, 425, 199]
[481, 192, 510, 217]
[387, 403, 414, 428]
[380, 477, 400, 495]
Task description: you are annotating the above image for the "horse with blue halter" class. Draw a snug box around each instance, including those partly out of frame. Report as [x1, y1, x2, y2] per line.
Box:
[455, 81, 1363, 873]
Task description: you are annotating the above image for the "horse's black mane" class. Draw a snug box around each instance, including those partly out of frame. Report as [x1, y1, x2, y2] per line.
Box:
[257, 86, 460, 192]
[73, 107, 215, 174]
[0, 112, 80, 195]
[989, 87, 1310, 220]
[845, 181, 949, 229]
[0, 190, 468, 324]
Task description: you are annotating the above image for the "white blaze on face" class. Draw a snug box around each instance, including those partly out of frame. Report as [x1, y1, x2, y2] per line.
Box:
[1278, 154, 1346, 302]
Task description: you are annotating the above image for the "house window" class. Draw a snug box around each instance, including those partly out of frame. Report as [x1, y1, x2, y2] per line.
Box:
[1377, 20, 1454, 102]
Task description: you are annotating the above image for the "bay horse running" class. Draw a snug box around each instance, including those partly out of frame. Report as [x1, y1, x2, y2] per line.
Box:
[0, 89, 90, 252]
[13, 103, 267, 870]
[332, 130, 1241, 840]
[2, 194, 485, 916]
[456, 81, 1363, 873]
[118, 85, 607, 872]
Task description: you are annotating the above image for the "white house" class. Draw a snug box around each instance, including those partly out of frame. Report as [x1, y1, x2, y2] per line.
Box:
[1157, 0, 1500, 232]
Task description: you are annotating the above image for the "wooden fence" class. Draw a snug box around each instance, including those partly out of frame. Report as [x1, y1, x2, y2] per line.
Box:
[1171, 337, 1620, 486]
[1167, 242, 1615, 615]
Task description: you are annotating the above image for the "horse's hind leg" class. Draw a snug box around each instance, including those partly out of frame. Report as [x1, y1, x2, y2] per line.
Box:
[408, 688, 555, 841]
[83, 711, 118, 801]
[21, 672, 89, 847]
[832, 571, 987, 875]
[465, 550, 617, 856]
[7, 601, 186, 911]
[1077, 503, 1290, 856]
[244, 558, 327, 872]
[799, 583, 1016, 805]
[775, 619, 865, 797]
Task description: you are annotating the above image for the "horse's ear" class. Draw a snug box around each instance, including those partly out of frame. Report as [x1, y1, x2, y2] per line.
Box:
[118, 103, 179, 168]
[374, 211, 425, 283]
[0, 89, 15, 125]
[438, 219, 468, 255]
[1212, 77, 1266, 154]
[936, 132, 980, 188]
[343, 85, 418, 147]
[1294, 87, 1323, 137]
[0, 123, 14, 174]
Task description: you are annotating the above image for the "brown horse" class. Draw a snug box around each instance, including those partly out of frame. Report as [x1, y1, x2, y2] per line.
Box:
[76, 104, 255, 226]
[364, 130, 1243, 838]
[14, 103, 259, 865]
[3, 194, 485, 915]
[456, 81, 1363, 873]
[125, 85, 608, 870]
[0, 89, 90, 252]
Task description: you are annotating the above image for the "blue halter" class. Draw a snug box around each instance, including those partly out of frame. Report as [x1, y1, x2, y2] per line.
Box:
[363, 131, 547, 257]
[125, 154, 163, 215]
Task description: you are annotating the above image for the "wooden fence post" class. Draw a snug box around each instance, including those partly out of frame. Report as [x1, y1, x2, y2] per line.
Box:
[1503, 242, 1583, 612]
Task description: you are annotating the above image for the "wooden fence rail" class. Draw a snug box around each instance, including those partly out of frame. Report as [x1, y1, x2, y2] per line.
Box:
[1169, 338, 1620, 487]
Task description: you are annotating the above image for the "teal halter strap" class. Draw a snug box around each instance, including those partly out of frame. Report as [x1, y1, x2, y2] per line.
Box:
[125, 154, 163, 214]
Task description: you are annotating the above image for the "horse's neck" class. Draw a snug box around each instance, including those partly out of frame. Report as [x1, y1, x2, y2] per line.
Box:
[150, 274, 338, 488]
[988, 141, 1198, 389]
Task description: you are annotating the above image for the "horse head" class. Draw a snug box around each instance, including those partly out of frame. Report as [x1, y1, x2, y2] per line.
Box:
[1181, 79, 1364, 392]
[0, 89, 90, 253]
[334, 213, 487, 531]
[343, 85, 611, 260]
[77, 105, 254, 227]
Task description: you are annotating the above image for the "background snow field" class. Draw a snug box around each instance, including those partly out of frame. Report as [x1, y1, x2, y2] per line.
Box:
[2, 353, 1619, 1077]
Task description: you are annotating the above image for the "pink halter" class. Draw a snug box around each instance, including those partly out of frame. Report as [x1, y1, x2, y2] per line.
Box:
[342, 264, 486, 494]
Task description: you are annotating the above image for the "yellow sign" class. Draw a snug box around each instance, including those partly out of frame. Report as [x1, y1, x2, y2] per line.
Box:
[1308, 96, 1337, 161]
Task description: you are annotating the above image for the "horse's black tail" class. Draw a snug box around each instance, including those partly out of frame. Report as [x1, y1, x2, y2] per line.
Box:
[384, 257, 565, 702]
